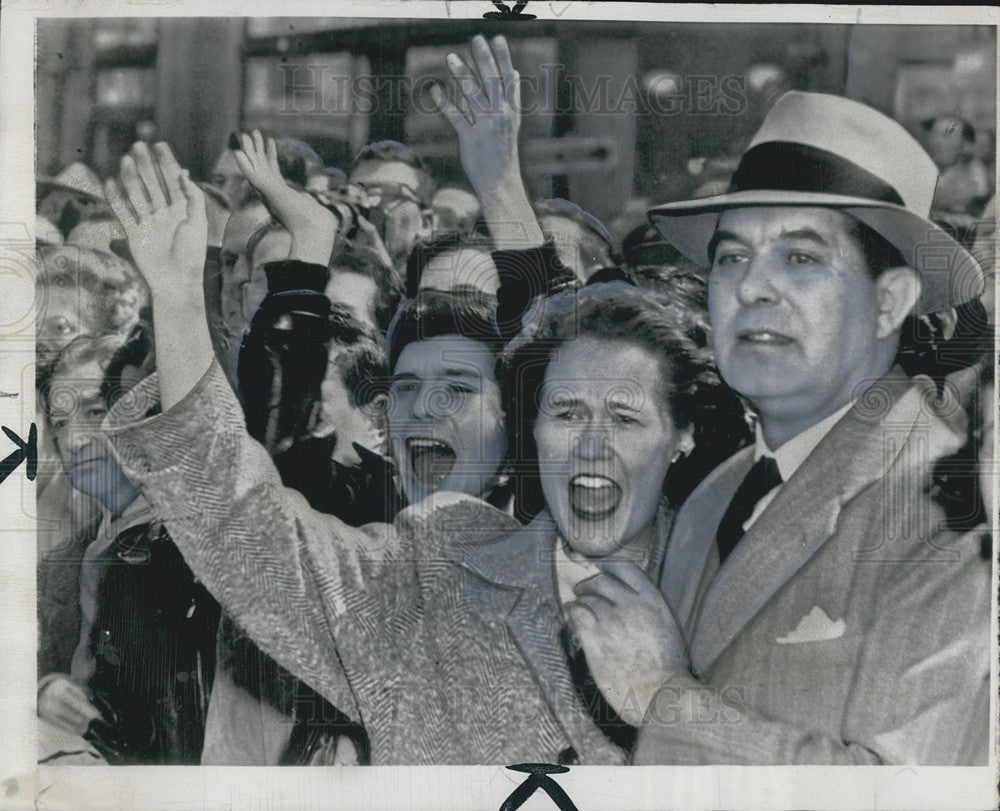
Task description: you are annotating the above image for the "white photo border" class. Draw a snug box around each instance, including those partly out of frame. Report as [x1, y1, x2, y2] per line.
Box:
[3, 3, 997, 809]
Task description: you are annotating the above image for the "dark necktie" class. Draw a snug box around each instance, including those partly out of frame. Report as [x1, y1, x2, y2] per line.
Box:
[716, 456, 782, 564]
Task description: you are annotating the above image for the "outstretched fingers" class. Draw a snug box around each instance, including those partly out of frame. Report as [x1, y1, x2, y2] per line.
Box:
[119, 155, 152, 218]
[238, 131, 262, 168]
[130, 143, 168, 210]
[252, 129, 266, 159]
[266, 135, 280, 174]
[179, 169, 205, 223]
[104, 177, 138, 229]
[446, 51, 486, 122]
[153, 142, 184, 205]
[430, 83, 469, 131]
[233, 148, 253, 179]
[491, 35, 520, 110]
[471, 33, 501, 87]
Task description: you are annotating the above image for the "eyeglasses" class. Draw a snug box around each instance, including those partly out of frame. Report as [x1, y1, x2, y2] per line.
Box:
[355, 181, 426, 211]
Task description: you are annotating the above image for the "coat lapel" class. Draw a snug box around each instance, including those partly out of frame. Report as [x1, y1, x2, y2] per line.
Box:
[687, 371, 931, 674]
[660, 447, 755, 631]
[451, 512, 608, 756]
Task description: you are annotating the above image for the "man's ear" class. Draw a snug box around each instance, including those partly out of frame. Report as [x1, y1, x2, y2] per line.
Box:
[875, 266, 921, 338]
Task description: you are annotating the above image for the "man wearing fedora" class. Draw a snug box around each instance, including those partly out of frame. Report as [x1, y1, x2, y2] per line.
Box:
[568, 91, 991, 765]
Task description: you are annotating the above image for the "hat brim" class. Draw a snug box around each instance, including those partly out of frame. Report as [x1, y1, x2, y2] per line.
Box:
[649, 190, 984, 316]
[36, 177, 105, 204]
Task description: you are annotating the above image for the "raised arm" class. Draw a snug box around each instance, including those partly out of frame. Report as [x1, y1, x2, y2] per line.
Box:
[104, 142, 213, 411]
[232, 130, 344, 267]
[102, 142, 397, 721]
[432, 35, 543, 250]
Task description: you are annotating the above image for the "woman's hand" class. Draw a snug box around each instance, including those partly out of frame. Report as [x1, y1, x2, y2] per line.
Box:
[431, 34, 543, 249]
[234, 130, 340, 267]
[351, 212, 395, 274]
[566, 560, 690, 727]
[38, 674, 102, 737]
[431, 34, 521, 197]
[105, 141, 215, 411]
[104, 142, 207, 299]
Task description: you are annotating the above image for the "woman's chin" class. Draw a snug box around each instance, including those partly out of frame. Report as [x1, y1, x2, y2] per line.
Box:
[559, 525, 626, 560]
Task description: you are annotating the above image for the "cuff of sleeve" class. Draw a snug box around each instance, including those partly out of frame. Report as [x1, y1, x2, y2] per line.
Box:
[492, 241, 562, 290]
[641, 668, 703, 727]
[264, 260, 330, 293]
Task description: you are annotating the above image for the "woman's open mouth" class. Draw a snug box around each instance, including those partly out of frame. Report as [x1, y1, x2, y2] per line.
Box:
[407, 437, 457, 490]
[568, 474, 622, 519]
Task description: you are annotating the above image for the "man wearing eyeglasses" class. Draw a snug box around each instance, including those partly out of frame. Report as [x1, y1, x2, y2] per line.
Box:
[348, 141, 436, 277]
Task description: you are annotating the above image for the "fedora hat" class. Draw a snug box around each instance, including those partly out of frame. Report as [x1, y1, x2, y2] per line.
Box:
[649, 92, 984, 315]
[37, 161, 105, 203]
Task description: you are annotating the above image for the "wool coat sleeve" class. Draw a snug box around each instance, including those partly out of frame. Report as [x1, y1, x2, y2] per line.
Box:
[102, 361, 401, 723]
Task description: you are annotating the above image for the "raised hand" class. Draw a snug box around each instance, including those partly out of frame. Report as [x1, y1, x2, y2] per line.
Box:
[566, 560, 690, 727]
[234, 130, 340, 267]
[104, 142, 207, 297]
[431, 34, 521, 196]
[431, 34, 543, 249]
[105, 141, 215, 410]
[351, 212, 395, 274]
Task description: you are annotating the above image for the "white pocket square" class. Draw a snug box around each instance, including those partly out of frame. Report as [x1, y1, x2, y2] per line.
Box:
[776, 606, 846, 644]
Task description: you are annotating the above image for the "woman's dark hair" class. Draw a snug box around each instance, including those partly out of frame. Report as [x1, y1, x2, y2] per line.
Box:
[500, 281, 749, 521]
[404, 232, 496, 299]
[385, 288, 505, 373]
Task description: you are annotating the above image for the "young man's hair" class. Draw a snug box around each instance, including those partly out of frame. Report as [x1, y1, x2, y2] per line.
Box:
[404, 232, 496, 298]
[385, 288, 504, 373]
[329, 336, 389, 412]
[351, 140, 434, 204]
[330, 243, 404, 334]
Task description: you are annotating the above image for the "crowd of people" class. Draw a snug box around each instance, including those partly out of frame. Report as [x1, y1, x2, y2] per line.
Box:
[35, 34, 994, 767]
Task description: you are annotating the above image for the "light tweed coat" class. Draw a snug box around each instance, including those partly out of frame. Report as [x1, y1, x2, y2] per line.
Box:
[635, 369, 991, 765]
[105, 363, 628, 765]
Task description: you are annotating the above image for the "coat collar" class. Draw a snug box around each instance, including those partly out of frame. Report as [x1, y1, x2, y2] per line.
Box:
[453, 509, 670, 761]
[679, 369, 964, 674]
[451, 511, 604, 754]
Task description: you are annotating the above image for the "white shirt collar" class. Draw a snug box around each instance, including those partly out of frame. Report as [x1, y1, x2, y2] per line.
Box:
[553, 537, 601, 609]
[754, 400, 855, 482]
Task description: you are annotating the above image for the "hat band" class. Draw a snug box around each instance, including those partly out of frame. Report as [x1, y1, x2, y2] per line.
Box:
[729, 142, 905, 206]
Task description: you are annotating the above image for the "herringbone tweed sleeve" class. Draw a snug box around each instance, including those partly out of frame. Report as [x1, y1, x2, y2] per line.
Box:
[103, 362, 404, 723]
